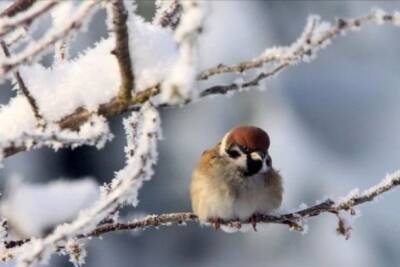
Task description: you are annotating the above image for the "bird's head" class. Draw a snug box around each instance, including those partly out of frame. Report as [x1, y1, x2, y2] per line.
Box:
[219, 125, 272, 177]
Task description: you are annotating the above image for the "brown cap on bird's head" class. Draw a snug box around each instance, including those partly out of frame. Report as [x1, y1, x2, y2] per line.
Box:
[225, 125, 270, 152]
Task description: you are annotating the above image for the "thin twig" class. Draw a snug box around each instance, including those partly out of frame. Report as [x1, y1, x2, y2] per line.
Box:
[110, 0, 134, 102]
[0, 0, 58, 38]
[153, 0, 182, 29]
[0, 41, 43, 123]
[0, 0, 99, 77]
[4, 170, 400, 250]
[0, 0, 37, 18]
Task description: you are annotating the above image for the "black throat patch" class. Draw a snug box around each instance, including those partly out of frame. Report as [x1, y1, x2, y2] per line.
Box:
[244, 155, 262, 176]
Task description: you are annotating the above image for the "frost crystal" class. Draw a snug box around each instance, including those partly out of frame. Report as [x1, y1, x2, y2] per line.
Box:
[15, 103, 161, 266]
[65, 239, 87, 267]
[161, 1, 209, 104]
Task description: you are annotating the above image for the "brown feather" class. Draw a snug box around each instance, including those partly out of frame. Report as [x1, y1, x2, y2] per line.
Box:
[225, 125, 270, 152]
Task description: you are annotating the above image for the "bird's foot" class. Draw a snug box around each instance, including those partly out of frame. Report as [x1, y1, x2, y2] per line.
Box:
[209, 218, 222, 230]
[249, 213, 262, 232]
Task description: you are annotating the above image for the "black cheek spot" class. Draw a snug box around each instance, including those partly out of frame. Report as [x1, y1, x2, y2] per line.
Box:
[244, 156, 262, 176]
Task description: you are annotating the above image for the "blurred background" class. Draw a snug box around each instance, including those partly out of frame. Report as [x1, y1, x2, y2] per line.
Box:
[1, 1, 400, 266]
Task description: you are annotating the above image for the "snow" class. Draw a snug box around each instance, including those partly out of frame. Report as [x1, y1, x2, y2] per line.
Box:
[64, 239, 87, 267]
[161, 1, 208, 104]
[0, 11, 175, 159]
[0, 178, 100, 238]
[14, 103, 161, 266]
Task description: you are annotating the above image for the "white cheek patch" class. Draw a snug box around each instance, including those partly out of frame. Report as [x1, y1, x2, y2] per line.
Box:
[234, 153, 247, 168]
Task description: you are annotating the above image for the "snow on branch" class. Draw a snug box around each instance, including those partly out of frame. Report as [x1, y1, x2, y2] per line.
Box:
[0, 0, 58, 39]
[3, 9, 400, 160]
[0, 0, 100, 77]
[161, 0, 209, 104]
[153, 0, 182, 29]
[8, 103, 160, 267]
[3, 169, 399, 256]
[1, 115, 113, 156]
[0, 0, 37, 18]
[0, 41, 43, 123]
[199, 10, 400, 96]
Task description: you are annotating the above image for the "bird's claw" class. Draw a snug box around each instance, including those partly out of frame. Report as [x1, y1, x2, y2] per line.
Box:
[209, 218, 222, 230]
[249, 213, 262, 232]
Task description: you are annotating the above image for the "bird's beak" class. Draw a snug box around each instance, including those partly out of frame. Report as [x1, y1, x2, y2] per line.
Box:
[250, 152, 270, 174]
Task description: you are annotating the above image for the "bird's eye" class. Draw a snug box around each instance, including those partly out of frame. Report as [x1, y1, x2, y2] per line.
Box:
[227, 148, 240, 159]
[241, 146, 249, 153]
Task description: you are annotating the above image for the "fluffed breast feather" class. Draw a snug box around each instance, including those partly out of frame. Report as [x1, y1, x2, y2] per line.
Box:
[190, 145, 283, 222]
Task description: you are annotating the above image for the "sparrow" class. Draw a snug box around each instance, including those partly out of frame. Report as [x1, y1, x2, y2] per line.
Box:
[190, 125, 283, 229]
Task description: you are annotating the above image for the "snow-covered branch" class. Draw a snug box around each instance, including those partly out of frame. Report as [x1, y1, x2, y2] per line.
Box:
[0, 0, 100, 77]
[0, 0, 58, 38]
[8, 103, 160, 267]
[3, 169, 399, 254]
[2, 9, 400, 160]
[161, 0, 208, 104]
[153, 0, 182, 29]
[0, 0, 37, 18]
[0, 41, 43, 123]
[199, 10, 400, 95]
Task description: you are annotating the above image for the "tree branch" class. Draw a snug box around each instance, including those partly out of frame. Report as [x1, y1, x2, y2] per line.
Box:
[0, 0, 37, 18]
[0, 41, 43, 123]
[2, 10, 400, 158]
[0, 0, 99, 77]
[153, 0, 182, 29]
[3, 170, 399, 252]
[0, 0, 58, 39]
[109, 0, 134, 102]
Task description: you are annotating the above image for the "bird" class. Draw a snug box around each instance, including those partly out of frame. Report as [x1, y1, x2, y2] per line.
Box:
[190, 125, 283, 230]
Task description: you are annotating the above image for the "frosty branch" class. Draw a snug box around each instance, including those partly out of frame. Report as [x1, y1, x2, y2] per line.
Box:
[4, 169, 400, 251]
[2, 9, 400, 159]
[110, 0, 135, 101]
[0, 41, 43, 123]
[0, 0, 99, 76]
[0, 0, 58, 39]
[0, 2, 400, 266]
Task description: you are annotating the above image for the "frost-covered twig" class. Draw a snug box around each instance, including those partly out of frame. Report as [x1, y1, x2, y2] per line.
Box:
[0, 0, 37, 18]
[109, 0, 135, 101]
[161, 0, 208, 104]
[0, 0, 58, 38]
[198, 10, 400, 81]
[0, 0, 99, 77]
[12, 103, 160, 267]
[3, 170, 399, 254]
[0, 41, 43, 123]
[0, 116, 113, 158]
[3, 10, 400, 159]
[153, 0, 182, 29]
